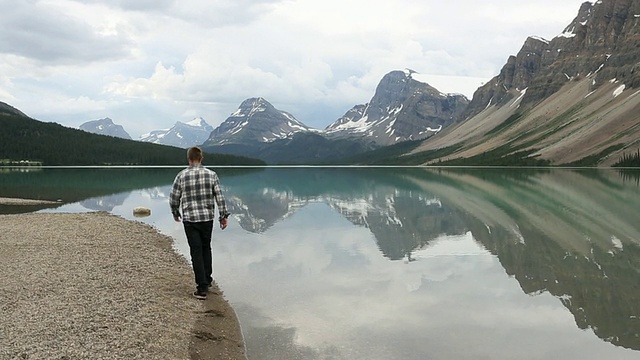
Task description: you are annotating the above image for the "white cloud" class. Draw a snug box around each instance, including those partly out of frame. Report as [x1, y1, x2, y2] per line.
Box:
[36, 95, 108, 115]
[0, 1, 134, 64]
[0, 0, 588, 136]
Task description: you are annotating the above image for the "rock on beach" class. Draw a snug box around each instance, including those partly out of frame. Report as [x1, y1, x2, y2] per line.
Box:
[0, 212, 246, 360]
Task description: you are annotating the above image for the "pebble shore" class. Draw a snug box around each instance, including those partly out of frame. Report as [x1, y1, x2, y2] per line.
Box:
[0, 211, 246, 360]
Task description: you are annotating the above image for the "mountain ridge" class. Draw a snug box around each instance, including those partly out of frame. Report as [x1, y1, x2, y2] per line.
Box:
[201, 72, 471, 163]
[325, 70, 469, 146]
[5, 0, 640, 166]
[79, 117, 132, 140]
[139, 117, 214, 148]
[203, 97, 316, 147]
[0, 108, 264, 166]
[405, 0, 640, 166]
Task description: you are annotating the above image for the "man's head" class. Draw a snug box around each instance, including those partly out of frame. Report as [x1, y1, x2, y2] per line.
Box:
[187, 146, 204, 164]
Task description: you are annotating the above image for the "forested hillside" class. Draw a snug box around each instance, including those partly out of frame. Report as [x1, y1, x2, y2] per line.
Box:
[0, 111, 264, 166]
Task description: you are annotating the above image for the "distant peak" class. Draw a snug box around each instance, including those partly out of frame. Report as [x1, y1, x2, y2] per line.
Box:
[240, 97, 268, 106]
[404, 68, 418, 77]
[528, 36, 549, 44]
[379, 70, 414, 86]
[231, 97, 276, 118]
[186, 117, 206, 127]
[387, 69, 409, 77]
[556, 1, 593, 39]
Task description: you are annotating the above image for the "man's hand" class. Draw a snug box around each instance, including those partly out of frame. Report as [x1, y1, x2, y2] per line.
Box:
[174, 216, 181, 222]
[220, 218, 228, 230]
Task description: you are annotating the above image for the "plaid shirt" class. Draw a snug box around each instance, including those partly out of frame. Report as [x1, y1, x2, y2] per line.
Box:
[169, 164, 229, 223]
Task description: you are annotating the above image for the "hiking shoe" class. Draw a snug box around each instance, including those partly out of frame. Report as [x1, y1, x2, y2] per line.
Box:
[193, 290, 207, 300]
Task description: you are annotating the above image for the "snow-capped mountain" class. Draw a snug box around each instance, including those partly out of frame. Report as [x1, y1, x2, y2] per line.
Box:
[202, 97, 316, 147]
[325, 70, 469, 146]
[79, 117, 132, 139]
[200, 78, 470, 163]
[139, 117, 214, 148]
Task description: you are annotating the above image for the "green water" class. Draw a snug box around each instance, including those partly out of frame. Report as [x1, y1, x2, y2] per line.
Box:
[1, 166, 639, 359]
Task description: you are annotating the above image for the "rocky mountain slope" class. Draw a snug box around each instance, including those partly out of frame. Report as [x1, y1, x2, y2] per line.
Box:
[79, 118, 132, 140]
[407, 0, 640, 166]
[201, 97, 377, 163]
[203, 97, 314, 147]
[140, 117, 213, 148]
[326, 70, 469, 146]
[202, 72, 470, 163]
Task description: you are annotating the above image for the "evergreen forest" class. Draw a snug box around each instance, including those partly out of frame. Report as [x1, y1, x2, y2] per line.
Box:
[0, 111, 264, 166]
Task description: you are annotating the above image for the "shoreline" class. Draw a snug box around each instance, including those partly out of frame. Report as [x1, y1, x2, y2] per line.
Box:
[0, 197, 61, 205]
[0, 212, 246, 359]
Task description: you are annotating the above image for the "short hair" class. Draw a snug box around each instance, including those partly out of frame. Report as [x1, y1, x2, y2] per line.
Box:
[187, 146, 203, 162]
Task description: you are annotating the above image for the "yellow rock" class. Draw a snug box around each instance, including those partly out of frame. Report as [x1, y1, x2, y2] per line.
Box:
[133, 207, 151, 218]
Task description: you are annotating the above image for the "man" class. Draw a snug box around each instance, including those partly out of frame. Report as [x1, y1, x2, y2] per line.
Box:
[170, 146, 230, 300]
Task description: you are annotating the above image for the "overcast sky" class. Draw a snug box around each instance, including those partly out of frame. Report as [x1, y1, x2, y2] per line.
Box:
[0, 0, 588, 138]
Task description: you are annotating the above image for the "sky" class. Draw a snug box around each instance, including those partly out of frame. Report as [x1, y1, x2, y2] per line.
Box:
[0, 0, 589, 138]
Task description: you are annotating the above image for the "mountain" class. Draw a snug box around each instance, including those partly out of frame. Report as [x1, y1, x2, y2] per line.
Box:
[203, 97, 315, 146]
[79, 117, 132, 139]
[140, 117, 214, 148]
[201, 98, 373, 164]
[0, 101, 28, 117]
[0, 105, 265, 166]
[326, 70, 470, 146]
[403, 0, 640, 166]
[202, 75, 470, 164]
[248, 132, 375, 164]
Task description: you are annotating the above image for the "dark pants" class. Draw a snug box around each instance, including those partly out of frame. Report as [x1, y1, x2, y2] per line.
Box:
[183, 220, 214, 292]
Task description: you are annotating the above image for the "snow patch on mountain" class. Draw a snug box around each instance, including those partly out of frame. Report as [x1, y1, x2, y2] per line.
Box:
[325, 70, 468, 146]
[203, 97, 317, 147]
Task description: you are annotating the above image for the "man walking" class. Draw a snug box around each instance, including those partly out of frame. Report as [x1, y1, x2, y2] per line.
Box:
[170, 146, 230, 300]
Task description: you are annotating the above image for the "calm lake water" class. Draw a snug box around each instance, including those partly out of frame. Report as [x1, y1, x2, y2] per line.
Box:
[1, 166, 639, 359]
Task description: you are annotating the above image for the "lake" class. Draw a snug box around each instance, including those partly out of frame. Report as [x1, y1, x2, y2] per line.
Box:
[1, 166, 639, 359]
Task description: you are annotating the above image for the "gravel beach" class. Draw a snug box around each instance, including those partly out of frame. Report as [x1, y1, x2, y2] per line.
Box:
[0, 211, 246, 360]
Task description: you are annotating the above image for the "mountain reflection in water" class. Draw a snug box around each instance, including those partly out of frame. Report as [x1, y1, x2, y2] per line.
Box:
[1, 166, 638, 359]
[221, 167, 640, 354]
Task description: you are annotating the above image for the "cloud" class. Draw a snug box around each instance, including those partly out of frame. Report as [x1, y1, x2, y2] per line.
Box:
[0, 64, 17, 101]
[77, 0, 175, 12]
[0, 0, 589, 133]
[99, 3, 496, 127]
[0, 1, 134, 65]
[77, 0, 281, 27]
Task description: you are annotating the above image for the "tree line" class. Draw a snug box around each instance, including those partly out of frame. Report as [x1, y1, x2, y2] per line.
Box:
[613, 149, 640, 167]
[0, 112, 264, 166]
